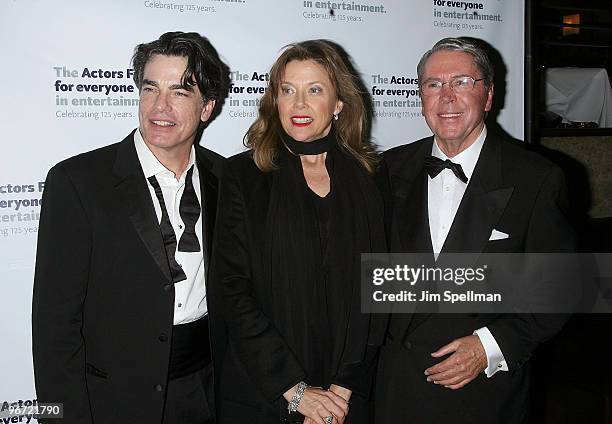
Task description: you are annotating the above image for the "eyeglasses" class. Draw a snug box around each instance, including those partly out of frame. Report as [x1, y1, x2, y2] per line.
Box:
[420, 76, 486, 97]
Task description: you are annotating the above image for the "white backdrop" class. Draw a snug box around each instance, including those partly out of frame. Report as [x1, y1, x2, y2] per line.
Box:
[0, 0, 524, 414]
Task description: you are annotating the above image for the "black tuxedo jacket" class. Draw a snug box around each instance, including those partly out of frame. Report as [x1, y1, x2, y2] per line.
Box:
[32, 131, 223, 424]
[375, 133, 575, 423]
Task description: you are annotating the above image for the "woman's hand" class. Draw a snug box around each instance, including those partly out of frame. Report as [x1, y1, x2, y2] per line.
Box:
[284, 384, 349, 424]
[316, 385, 352, 424]
[328, 384, 352, 402]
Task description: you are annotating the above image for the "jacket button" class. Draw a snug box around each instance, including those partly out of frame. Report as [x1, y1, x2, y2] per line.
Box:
[163, 284, 172, 292]
[159, 334, 168, 342]
[154, 384, 163, 392]
[403, 340, 413, 350]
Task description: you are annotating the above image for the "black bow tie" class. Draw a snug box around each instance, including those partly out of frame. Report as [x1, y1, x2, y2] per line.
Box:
[177, 165, 201, 253]
[424, 156, 468, 183]
[147, 165, 202, 284]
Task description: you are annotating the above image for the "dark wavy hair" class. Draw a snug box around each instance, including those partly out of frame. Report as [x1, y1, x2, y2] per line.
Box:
[244, 39, 377, 174]
[131, 31, 230, 122]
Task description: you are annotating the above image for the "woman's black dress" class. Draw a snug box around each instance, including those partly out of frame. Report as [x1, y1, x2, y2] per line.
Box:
[211, 142, 386, 424]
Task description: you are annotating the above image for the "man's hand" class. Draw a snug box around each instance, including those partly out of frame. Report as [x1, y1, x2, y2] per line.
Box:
[424, 335, 487, 390]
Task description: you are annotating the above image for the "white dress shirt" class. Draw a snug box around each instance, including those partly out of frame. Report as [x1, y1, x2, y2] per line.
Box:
[427, 125, 508, 377]
[134, 129, 207, 325]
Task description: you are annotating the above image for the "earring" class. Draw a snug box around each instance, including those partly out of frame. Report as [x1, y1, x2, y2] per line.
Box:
[333, 113, 339, 121]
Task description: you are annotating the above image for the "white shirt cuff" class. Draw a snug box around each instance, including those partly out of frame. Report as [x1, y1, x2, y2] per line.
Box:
[474, 327, 508, 377]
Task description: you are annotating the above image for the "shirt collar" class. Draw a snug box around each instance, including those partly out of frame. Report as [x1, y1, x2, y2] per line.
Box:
[432, 125, 487, 181]
[134, 128, 196, 181]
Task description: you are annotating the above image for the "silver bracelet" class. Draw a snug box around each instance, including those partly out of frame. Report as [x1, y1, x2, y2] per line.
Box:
[287, 381, 308, 413]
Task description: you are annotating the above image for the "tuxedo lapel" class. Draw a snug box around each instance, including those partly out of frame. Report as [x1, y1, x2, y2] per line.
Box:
[439, 135, 513, 258]
[393, 171, 434, 254]
[391, 138, 435, 255]
[112, 135, 172, 283]
[398, 167, 435, 332]
[407, 136, 513, 334]
[195, 147, 218, 272]
[388, 138, 436, 338]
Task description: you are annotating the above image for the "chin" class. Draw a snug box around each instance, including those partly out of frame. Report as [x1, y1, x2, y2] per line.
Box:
[293, 134, 313, 142]
[145, 133, 176, 148]
[437, 128, 463, 140]
[285, 129, 310, 142]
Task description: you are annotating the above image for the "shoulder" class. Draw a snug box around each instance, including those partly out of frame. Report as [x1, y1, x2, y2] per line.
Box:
[221, 150, 267, 186]
[49, 141, 122, 181]
[195, 144, 225, 177]
[495, 136, 563, 183]
[225, 149, 256, 167]
[380, 136, 431, 174]
[382, 136, 431, 160]
[217, 150, 271, 209]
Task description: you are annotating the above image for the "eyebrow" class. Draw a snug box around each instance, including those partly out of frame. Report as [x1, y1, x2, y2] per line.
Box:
[141, 79, 194, 92]
[280, 80, 326, 85]
[171, 83, 194, 91]
[142, 79, 158, 87]
[422, 74, 474, 82]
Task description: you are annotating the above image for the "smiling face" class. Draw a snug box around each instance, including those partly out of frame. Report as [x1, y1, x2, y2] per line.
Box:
[276, 59, 343, 142]
[421, 50, 493, 153]
[138, 54, 215, 156]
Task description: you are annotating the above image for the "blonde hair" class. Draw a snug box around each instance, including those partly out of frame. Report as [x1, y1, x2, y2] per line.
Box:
[244, 39, 377, 173]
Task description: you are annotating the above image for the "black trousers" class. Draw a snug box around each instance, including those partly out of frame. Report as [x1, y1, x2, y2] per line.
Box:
[375, 335, 529, 424]
[163, 364, 214, 424]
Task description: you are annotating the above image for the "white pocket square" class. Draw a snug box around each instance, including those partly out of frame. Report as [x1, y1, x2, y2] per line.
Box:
[489, 229, 509, 241]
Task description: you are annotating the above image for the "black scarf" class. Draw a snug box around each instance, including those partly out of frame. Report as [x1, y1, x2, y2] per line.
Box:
[279, 127, 333, 155]
[263, 130, 386, 386]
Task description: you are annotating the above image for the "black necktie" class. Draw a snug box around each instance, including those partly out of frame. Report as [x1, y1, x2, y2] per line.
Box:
[177, 165, 201, 253]
[147, 175, 187, 284]
[424, 156, 469, 184]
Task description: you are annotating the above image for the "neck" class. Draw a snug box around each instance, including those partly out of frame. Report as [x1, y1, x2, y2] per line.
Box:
[279, 126, 334, 156]
[300, 152, 327, 166]
[436, 123, 484, 158]
[148, 144, 193, 179]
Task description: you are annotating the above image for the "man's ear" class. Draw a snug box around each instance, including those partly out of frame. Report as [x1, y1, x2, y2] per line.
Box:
[201, 99, 216, 122]
[484, 83, 494, 112]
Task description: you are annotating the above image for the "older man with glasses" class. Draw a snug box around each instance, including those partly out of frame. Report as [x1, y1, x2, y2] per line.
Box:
[374, 37, 575, 424]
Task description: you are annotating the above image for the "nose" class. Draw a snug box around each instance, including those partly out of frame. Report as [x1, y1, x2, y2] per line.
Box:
[294, 90, 306, 110]
[154, 91, 171, 112]
[439, 83, 456, 103]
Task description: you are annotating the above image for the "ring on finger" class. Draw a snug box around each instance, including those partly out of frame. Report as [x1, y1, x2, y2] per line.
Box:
[324, 416, 333, 424]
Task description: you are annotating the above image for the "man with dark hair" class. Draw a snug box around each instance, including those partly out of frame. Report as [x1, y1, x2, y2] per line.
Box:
[375, 37, 574, 423]
[32, 32, 229, 424]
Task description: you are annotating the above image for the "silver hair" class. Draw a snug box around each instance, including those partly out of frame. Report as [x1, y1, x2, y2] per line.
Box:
[417, 37, 494, 88]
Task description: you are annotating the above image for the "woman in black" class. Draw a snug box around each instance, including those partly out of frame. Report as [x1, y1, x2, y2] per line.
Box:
[209, 40, 386, 424]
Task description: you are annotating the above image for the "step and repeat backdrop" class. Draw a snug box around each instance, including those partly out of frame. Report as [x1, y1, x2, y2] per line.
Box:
[1, 0, 523, 414]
